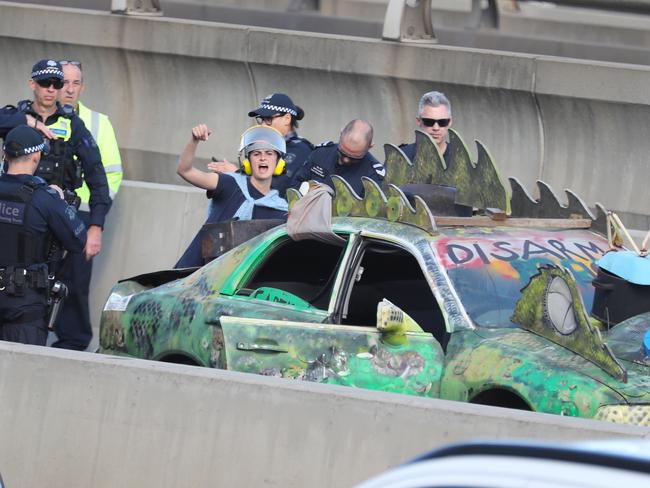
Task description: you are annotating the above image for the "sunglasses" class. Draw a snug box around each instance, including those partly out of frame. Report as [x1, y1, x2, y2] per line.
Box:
[420, 117, 451, 128]
[255, 113, 284, 125]
[337, 148, 365, 164]
[59, 60, 83, 70]
[36, 78, 64, 89]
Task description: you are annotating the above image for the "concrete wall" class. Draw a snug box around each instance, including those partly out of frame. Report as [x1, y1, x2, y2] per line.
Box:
[1, 3, 649, 227]
[0, 342, 647, 488]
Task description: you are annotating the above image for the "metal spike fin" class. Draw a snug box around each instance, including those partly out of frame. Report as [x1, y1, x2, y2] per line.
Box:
[331, 175, 364, 217]
[361, 177, 388, 218]
[565, 189, 595, 220]
[383, 143, 412, 187]
[474, 139, 510, 213]
[536, 180, 566, 218]
[413, 130, 446, 184]
[509, 177, 538, 217]
[445, 129, 474, 202]
[412, 195, 437, 233]
[592, 203, 609, 236]
[386, 184, 407, 222]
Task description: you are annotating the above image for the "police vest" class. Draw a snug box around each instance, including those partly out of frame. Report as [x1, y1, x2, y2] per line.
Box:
[35, 116, 82, 190]
[0, 181, 51, 266]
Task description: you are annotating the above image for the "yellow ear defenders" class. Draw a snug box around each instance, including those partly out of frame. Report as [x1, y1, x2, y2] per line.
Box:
[239, 124, 287, 176]
[242, 154, 286, 176]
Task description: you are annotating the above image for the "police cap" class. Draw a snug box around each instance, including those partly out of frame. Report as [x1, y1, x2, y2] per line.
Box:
[248, 93, 304, 120]
[3, 125, 49, 158]
[31, 59, 64, 81]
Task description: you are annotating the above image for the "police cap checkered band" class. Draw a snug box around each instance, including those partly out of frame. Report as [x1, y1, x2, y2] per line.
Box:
[247, 93, 304, 120]
[262, 103, 297, 116]
[3, 125, 48, 158]
[31, 59, 64, 81]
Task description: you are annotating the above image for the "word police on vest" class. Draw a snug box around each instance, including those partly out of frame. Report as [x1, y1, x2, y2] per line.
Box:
[0, 201, 25, 224]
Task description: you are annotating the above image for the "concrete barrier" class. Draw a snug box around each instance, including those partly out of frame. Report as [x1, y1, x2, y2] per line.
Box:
[0, 342, 647, 488]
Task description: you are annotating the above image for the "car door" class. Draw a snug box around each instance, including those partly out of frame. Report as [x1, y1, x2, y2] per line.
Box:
[220, 316, 443, 397]
[218, 233, 445, 398]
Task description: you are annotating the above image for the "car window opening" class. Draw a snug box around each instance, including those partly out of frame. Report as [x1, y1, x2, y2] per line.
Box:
[240, 236, 348, 310]
[343, 242, 447, 346]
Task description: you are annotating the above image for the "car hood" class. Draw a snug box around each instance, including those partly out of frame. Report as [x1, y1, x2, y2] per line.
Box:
[470, 327, 650, 402]
[604, 312, 650, 398]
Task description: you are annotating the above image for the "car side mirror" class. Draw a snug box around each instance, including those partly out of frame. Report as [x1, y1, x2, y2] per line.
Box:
[376, 299, 424, 345]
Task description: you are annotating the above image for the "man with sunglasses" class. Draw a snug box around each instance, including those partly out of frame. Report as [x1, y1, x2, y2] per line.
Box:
[293, 119, 384, 196]
[0, 59, 110, 350]
[209, 93, 313, 198]
[0, 125, 87, 346]
[399, 91, 453, 162]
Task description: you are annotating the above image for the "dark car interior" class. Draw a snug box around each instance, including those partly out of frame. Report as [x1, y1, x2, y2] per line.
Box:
[240, 237, 347, 310]
[342, 241, 447, 346]
[239, 236, 448, 347]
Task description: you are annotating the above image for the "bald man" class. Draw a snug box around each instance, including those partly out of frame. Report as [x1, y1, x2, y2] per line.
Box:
[293, 119, 384, 196]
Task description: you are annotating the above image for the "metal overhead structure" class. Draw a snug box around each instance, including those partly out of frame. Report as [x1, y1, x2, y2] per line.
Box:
[111, 0, 162, 15]
[382, 0, 436, 42]
[384, 0, 650, 38]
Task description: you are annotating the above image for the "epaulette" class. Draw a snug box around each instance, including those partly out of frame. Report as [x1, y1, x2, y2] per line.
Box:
[17, 100, 32, 112]
[45, 186, 60, 197]
[19, 178, 46, 197]
[288, 135, 315, 149]
[2, 104, 17, 110]
[32, 176, 48, 186]
[314, 141, 335, 148]
[60, 103, 75, 116]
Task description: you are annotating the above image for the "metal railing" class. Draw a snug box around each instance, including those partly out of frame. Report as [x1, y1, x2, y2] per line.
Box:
[111, 0, 162, 15]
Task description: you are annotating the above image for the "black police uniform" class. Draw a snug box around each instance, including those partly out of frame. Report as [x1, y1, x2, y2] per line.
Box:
[0, 101, 111, 225]
[273, 132, 314, 197]
[0, 174, 87, 345]
[293, 142, 384, 196]
[0, 101, 110, 350]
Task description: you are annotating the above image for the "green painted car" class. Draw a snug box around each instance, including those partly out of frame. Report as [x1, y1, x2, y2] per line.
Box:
[99, 214, 650, 427]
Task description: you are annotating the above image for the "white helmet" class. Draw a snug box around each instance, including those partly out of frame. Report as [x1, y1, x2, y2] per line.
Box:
[239, 125, 286, 157]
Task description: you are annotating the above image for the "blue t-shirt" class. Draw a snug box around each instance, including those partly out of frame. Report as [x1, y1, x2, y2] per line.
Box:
[206, 173, 288, 222]
[175, 174, 287, 268]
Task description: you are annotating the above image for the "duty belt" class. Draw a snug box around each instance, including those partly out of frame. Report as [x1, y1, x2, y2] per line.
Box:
[0, 266, 49, 297]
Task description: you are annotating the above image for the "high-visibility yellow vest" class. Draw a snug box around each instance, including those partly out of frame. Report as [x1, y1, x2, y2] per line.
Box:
[46, 116, 72, 141]
[75, 101, 123, 208]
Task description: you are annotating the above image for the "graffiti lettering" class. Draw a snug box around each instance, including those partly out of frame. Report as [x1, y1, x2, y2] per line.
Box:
[441, 238, 605, 268]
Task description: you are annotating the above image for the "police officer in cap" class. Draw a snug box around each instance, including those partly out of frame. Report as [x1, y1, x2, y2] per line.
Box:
[0, 59, 110, 350]
[209, 93, 313, 197]
[294, 119, 384, 196]
[0, 125, 87, 346]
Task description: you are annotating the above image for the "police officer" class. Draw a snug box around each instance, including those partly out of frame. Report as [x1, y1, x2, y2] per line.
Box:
[294, 119, 384, 196]
[209, 93, 313, 198]
[0, 59, 110, 350]
[0, 125, 87, 346]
